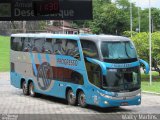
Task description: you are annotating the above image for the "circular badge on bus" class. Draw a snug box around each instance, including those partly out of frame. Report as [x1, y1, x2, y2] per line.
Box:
[37, 62, 53, 90]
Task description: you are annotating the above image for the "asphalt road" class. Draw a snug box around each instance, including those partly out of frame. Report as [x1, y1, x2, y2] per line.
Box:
[0, 72, 160, 120]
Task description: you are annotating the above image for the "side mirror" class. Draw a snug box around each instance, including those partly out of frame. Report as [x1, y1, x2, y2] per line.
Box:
[139, 59, 149, 74]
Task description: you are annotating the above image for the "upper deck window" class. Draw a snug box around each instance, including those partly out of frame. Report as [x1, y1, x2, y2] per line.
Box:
[81, 40, 99, 59]
[53, 39, 80, 59]
[11, 37, 80, 60]
[11, 37, 23, 51]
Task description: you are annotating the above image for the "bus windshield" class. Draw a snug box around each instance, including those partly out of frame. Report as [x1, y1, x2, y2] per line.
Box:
[101, 41, 137, 59]
[102, 67, 141, 92]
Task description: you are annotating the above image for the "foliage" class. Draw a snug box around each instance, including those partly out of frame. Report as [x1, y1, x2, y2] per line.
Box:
[141, 71, 160, 81]
[73, 0, 160, 35]
[131, 32, 160, 70]
[0, 36, 10, 72]
[123, 31, 137, 37]
[151, 8, 160, 32]
[131, 32, 149, 61]
[87, 0, 129, 35]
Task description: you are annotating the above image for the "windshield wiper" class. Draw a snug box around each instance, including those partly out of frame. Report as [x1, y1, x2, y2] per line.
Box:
[125, 43, 131, 58]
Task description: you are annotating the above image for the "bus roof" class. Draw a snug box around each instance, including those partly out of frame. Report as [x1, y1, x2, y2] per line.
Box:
[11, 33, 131, 42]
[79, 34, 131, 42]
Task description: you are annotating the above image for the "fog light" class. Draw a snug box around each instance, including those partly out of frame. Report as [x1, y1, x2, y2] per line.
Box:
[138, 99, 141, 103]
[104, 101, 109, 104]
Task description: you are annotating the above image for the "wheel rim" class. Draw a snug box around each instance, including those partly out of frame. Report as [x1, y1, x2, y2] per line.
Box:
[23, 82, 27, 94]
[30, 83, 34, 95]
[80, 93, 86, 105]
[68, 90, 74, 103]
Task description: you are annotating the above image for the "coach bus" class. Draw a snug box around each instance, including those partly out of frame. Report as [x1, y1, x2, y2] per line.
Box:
[10, 33, 149, 108]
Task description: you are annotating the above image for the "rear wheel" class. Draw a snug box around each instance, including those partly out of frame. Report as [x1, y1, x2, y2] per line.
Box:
[67, 89, 76, 105]
[29, 82, 36, 97]
[78, 91, 87, 108]
[22, 81, 29, 95]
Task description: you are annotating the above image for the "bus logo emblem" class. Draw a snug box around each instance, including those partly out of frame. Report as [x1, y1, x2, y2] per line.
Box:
[37, 62, 53, 90]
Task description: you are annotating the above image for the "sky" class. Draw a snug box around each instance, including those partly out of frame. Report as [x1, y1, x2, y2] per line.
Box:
[133, 0, 160, 9]
[112, 0, 160, 9]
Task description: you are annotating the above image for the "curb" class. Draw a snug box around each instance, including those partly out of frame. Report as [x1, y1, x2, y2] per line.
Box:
[142, 91, 160, 96]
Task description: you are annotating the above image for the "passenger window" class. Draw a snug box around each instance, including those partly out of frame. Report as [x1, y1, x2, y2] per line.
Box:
[11, 37, 80, 60]
[11, 37, 23, 51]
[65, 40, 79, 59]
[42, 38, 53, 54]
[32, 38, 45, 53]
[86, 62, 102, 88]
[51, 67, 84, 85]
[81, 40, 99, 59]
[53, 39, 80, 60]
[23, 38, 32, 52]
[53, 39, 63, 54]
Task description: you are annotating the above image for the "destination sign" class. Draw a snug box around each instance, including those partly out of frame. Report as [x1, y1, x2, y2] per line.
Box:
[33, 0, 60, 16]
[0, 0, 92, 21]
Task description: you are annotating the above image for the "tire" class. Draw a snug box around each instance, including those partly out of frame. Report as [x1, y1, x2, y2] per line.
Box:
[78, 91, 87, 108]
[29, 82, 36, 97]
[67, 89, 76, 105]
[22, 81, 29, 95]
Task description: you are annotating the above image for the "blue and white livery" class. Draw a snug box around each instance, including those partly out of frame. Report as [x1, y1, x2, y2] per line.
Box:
[10, 33, 149, 108]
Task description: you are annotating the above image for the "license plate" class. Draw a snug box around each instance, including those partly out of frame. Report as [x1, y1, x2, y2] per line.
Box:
[121, 102, 128, 106]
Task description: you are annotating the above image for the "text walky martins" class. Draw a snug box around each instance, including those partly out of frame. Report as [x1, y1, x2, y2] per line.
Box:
[122, 114, 158, 120]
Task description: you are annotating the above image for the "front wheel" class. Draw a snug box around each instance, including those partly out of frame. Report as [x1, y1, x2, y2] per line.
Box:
[67, 89, 76, 105]
[29, 82, 36, 97]
[78, 91, 87, 108]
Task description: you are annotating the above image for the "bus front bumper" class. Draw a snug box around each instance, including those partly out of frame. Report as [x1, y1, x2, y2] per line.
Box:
[97, 95, 141, 108]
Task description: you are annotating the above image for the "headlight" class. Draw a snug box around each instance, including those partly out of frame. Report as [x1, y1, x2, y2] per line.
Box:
[104, 101, 109, 104]
[136, 93, 141, 97]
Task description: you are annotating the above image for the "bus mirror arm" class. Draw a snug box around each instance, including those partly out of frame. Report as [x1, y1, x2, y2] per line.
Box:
[84, 57, 87, 61]
[86, 57, 107, 76]
[139, 59, 149, 74]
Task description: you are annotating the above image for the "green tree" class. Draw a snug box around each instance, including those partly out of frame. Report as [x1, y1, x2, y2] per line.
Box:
[136, 8, 160, 32]
[138, 9, 149, 32]
[131, 32, 149, 61]
[131, 32, 160, 74]
[151, 8, 160, 32]
[73, 0, 160, 34]
[88, 1, 129, 35]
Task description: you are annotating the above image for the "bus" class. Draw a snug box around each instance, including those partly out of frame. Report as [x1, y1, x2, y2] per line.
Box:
[10, 33, 149, 108]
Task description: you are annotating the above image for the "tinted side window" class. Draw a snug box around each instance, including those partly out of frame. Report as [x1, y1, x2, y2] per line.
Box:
[23, 37, 32, 52]
[86, 62, 102, 88]
[53, 39, 80, 59]
[81, 40, 99, 59]
[35, 65, 84, 85]
[42, 38, 53, 54]
[32, 38, 45, 53]
[23, 37, 45, 53]
[52, 67, 84, 85]
[11, 37, 23, 51]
